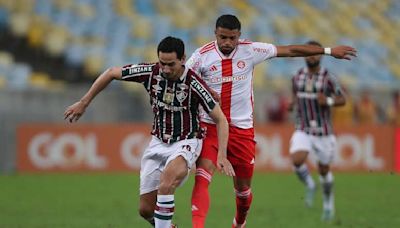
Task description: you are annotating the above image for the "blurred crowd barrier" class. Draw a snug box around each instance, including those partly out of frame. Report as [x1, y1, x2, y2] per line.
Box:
[1, 85, 400, 173]
[16, 123, 400, 173]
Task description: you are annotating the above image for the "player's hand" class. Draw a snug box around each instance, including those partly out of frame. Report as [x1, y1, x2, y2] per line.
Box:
[217, 154, 235, 177]
[317, 93, 327, 106]
[331, 46, 357, 60]
[64, 101, 87, 123]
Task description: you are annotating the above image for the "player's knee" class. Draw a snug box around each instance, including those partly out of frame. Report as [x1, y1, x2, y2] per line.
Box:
[158, 173, 186, 194]
[318, 164, 330, 176]
[291, 151, 308, 167]
[138, 205, 154, 219]
[196, 158, 216, 174]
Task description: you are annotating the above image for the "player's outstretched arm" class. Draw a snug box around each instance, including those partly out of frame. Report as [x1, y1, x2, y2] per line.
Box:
[208, 105, 235, 176]
[276, 45, 357, 60]
[64, 67, 123, 123]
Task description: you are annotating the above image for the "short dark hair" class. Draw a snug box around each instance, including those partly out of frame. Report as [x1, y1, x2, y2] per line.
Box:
[216, 14, 241, 31]
[157, 36, 185, 59]
[306, 40, 322, 47]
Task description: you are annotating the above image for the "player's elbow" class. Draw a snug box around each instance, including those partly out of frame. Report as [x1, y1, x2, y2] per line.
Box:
[104, 67, 121, 80]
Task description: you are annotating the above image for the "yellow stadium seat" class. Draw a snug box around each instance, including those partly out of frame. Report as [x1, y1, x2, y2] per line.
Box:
[131, 15, 152, 39]
[27, 15, 49, 48]
[43, 25, 69, 56]
[0, 51, 14, 66]
[84, 55, 105, 78]
[8, 12, 30, 37]
[29, 72, 51, 88]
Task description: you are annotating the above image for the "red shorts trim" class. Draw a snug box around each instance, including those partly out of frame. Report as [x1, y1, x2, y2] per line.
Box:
[200, 122, 256, 178]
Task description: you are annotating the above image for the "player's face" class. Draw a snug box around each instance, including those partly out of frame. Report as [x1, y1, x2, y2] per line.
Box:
[215, 27, 241, 55]
[305, 53, 322, 68]
[158, 51, 185, 80]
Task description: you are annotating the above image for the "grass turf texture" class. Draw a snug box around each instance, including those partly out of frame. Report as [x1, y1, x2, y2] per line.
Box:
[1, 173, 399, 228]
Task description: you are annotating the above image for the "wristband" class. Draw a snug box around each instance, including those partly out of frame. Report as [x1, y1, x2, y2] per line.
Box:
[326, 97, 334, 106]
[324, 47, 331, 55]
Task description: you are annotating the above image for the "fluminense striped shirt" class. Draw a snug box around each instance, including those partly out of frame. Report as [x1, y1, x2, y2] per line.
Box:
[121, 63, 217, 144]
[292, 67, 343, 136]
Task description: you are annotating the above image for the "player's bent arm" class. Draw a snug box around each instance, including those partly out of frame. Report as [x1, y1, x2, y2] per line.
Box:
[79, 67, 123, 106]
[208, 105, 235, 176]
[276, 45, 357, 60]
[333, 94, 346, 107]
[64, 67, 122, 122]
[208, 104, 228, 157]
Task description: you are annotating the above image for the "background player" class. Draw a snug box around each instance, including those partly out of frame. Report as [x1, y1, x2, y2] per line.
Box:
[186, 14, 356, 228]
[64, 36, 234, 228]
[288, 40, 346, 221]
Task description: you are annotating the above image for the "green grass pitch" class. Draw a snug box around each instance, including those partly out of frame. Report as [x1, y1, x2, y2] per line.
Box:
[1, 173, 399, 227]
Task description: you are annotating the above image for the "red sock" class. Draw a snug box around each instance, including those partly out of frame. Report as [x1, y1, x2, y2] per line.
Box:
[235, 188, 253, 225]
[191, 168, 212, 228]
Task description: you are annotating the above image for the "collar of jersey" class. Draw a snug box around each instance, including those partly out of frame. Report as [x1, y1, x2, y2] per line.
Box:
[159, 65, 188, 82]
[215, 40, 238, 59]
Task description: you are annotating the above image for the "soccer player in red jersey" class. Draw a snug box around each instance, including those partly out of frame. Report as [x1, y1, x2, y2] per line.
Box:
[186, 15, 356, 228]
[64, 36, 235, 228]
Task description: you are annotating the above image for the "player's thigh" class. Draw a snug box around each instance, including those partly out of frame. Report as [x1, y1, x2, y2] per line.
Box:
[289, 130, 312, 154]
[164, 138, 203, 187]
[227, 128, 256, 179]
[227, 127, 255, 166]
[312, 134, 336, 165]
[139, 137, 166, 195]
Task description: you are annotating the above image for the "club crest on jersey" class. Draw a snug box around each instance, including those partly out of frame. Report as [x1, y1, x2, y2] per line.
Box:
[176, 90, 188, 102]
[237, 60, 246, 69]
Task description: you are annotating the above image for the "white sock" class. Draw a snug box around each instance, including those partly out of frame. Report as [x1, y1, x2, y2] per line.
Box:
[154, 194, 174, 228]
[295, 164, 315, 189]
[320, 172, 334, 210]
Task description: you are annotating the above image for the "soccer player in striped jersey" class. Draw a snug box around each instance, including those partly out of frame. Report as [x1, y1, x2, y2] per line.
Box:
[64, 36, 235, 228]
[288, 40, 346, 221]
[186, 15, 356, 228]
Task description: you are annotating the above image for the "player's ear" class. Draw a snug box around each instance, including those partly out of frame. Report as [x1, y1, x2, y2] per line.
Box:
[180, 54, 186, 64]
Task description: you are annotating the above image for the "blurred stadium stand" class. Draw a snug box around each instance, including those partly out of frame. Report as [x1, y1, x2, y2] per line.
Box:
[0, 0, 399, 87]
[0, 0, 399, 172]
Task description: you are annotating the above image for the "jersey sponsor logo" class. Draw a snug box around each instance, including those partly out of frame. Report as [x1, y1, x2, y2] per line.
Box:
[237, 60, 246, 69]
[128, 66, 152, 75]
[296, 92, 317, 99]
[153, 98, 187, 111]
[209, 74, 248, 84]
[191, 80, 213, 103]
[253, 47, 270, 54]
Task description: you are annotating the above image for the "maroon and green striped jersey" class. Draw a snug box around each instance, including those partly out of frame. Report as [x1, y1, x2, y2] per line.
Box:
[121, 63, 217, 144]
[292, 67, 343, 136]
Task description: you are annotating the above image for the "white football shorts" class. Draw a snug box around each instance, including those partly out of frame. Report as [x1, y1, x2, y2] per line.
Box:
[139, 136, 202, 195]
[289, 130, 337, 165]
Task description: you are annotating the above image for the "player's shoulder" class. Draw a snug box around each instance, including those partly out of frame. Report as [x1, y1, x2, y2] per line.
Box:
[122, 62, 158, 76]
[293, 67, 306, 78]
[198, 41, 217, 55]
[238, 39, 253, 45]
